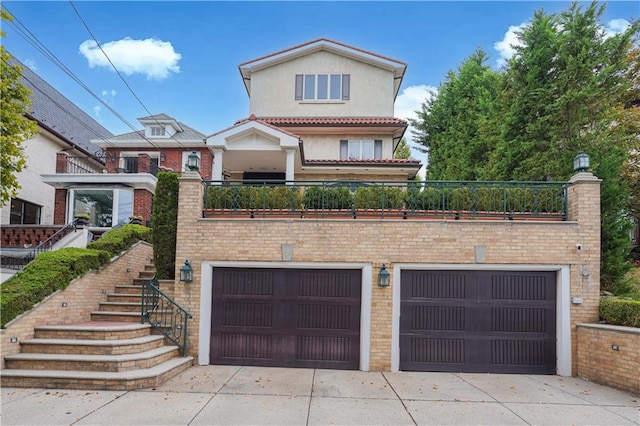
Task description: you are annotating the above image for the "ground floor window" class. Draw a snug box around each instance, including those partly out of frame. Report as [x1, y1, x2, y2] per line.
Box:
[10, 198, 41, 224]
[70, 188, 133, 227]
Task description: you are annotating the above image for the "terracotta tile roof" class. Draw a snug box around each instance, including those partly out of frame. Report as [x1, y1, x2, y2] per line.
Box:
[209, 114, 300, 139]
[305, 158, 421, 166]
[237, 117, 408, 127]
[239, 38, 406, 67]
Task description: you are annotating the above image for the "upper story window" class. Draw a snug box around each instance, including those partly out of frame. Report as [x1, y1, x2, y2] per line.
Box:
[340, 140, 382, 160]
[295, 74, 350, 101]
[151, 126, 165, 136]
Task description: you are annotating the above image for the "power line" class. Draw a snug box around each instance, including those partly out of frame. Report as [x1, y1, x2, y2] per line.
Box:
[67, 0, 193, 151]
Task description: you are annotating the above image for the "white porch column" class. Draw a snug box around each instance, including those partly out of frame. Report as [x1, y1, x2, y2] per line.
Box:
[285, 148, 295, 184]
[212, 148, 224, 183]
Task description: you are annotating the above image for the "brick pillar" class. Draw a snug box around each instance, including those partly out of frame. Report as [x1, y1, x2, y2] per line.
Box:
[567, 171, 602, 374]
[56, 152, 68, 173]
[174, 171, 204, 358]
[53, 189, 68, 224]
[105, 150, 118, 173]
[137, 153, 151, 173]
[133, 189, 153, 224]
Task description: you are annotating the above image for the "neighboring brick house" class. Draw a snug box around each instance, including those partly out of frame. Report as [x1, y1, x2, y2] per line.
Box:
[165, 39, 602, 377]
[0, 62, 109, 228]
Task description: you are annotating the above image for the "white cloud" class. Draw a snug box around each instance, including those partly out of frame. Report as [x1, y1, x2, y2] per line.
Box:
[603, 18, 630, 39]
[79, 37, 181, 80]
[494, 23, 527, 68]
[23, 58, 37, 71]
[394, 84, 438, 177]
[93, 105, 102, 120]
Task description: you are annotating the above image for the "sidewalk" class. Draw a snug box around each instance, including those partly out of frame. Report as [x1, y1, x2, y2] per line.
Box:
[1, 366, 638, 425]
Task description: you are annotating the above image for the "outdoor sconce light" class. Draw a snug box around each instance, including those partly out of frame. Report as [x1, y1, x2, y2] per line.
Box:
[160, 152, 166, 162]
[573, 151, 590, 173]
[179, 260, 193, 283]
[186, 151, 200, 171]
[378, 264, 390, 287]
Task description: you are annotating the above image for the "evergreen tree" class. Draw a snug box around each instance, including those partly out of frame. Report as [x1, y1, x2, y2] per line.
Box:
[394, 138, 412, 159]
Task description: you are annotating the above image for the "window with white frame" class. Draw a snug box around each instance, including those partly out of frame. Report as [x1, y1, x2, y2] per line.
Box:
[10, 198, 41, 224]
[340, 140, 382, 160]
[151, 126, 165, 136]
[295, 74, 350, 101]
[70, 189, 133, 227]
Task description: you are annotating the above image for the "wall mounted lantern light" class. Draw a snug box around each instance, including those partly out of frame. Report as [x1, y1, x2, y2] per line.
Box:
[573, 151, 590, 173]
[180, 260, 193, 283]
[186, 151, 200, 171]
[378, 264, 390, 287]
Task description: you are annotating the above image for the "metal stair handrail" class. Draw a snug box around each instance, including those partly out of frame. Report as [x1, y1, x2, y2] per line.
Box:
[141, 276, 193, 356]
[30, 219, 79, 259]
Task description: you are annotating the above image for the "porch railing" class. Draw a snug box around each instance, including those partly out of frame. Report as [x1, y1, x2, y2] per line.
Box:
[141, 276, 192, 356]
[202, 180, 568, 221]
[66, 157, 98, 174]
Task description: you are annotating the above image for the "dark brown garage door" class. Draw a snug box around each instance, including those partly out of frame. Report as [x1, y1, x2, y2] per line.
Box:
[210, 268, 361, 370]
[400, 270, 556, 374]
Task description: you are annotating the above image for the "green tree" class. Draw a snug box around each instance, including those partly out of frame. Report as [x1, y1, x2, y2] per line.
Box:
[0, 8, 38, 206]
[394, 138, 412, 159]
[412, 49, 500, 180]
[152, 172, 179, 279]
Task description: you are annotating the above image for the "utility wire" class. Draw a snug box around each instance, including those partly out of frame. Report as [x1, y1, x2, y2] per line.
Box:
[68, 0, 194, 151]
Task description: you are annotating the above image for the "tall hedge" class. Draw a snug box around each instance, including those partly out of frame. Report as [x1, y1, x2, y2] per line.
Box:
[152, 172, 179, 279]
[87, 224, 151, 257]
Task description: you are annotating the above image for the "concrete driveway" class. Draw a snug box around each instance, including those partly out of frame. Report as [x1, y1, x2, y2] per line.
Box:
[1, 366, 638, 425]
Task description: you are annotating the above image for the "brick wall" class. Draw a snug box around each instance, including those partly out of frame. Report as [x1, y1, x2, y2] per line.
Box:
[53, 189, 67, 225]
[173, 172, 601, 373]
[1, 225, 63, 247]
[133, 189, 154, 224]
[105, 148, 214, 180]
[577, 324, 640, 394]
[55, 152, 68, 173]
[0, 242, 153, 369]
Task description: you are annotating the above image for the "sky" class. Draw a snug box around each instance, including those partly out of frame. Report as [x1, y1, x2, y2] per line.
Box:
[2, 1, 638, 162]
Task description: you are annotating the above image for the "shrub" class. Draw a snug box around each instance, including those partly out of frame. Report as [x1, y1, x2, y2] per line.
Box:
[1, 248, 111, 328]
[599, 298, 640, 328]
[354, 186, 404, 209]
[152, 172, 179, 279]
[303, 186, 353, 210]
[87, 224, 152, 258]
[205, 185, 302, 210]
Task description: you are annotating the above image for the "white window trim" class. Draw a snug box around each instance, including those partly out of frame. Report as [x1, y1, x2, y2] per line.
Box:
[68, 187, 134, 228]
[151, 126, 166, 137]
[302, 73, 344, 101]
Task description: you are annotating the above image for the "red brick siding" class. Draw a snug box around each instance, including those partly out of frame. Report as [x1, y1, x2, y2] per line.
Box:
[56, 152, 68, 173]
[133, 189, 153, 224]
[54, 189, 68, 224]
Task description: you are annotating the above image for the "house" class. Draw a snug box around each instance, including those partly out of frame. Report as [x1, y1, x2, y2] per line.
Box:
[41, 113, 208, 228]
[166, 39, 602, 377]
[0, 62, 109, 228]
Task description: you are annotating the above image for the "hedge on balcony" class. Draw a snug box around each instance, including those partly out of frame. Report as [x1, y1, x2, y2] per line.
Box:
[86, 224, 152, 257]
[205, 186, 303, 210]
[599, 298, 640, 328]
[0, 248, 111, 328]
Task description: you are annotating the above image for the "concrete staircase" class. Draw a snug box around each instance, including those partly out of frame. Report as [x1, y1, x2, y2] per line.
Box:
[1, 265, 193, 390]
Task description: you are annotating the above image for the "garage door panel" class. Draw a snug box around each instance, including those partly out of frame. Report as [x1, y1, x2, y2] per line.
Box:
[211, 268, 361, 369]
[400, 270, 556, 374]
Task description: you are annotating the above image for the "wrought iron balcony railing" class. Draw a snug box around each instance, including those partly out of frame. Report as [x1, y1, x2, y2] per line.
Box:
[202, 180, 568, 221]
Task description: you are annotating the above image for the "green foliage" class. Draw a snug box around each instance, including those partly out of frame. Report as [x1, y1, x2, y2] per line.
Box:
[302, 186, 353, 210]
[599, 298, 640, 328]
[205, 185, 303, 210]
[152, 172, 178, 279]
[87, 224, 152, 258]
[394, 138, 412, 160]
[0, 9, 39, 206]
[354, 186, 404, 209]
[0, 248, 111, 328]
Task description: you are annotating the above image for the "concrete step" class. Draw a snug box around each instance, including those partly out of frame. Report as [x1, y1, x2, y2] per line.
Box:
[98, 302, 143, 313]
[132, 278, 151, 286]
[90, 311, 142, 323]
[139, 270, 154, 279]
[19, 335, 165, 356]
[144, 264, 155, 273]
[0, 356, 194, 391]
[114, 285, 143, 295]
[107, 293, 142, 303]
[34, 323, 150, 340]
[5, 346, 180, 372]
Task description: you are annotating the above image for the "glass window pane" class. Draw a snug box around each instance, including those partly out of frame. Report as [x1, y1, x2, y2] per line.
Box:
[304, 75, 315, 99]
[330, 74, 341, 99]
[117, 190, 134, 225]
[348, 140, 360, 160]
[317, 74, 328, 99]
[361, 140, 374, 159]
[73, 189, 114, 227]
[9, 199, 23, 224]
[23, 201, 41, 224]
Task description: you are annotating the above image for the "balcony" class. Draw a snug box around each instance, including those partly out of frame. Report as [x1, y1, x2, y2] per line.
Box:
[202, 180, 568, 221]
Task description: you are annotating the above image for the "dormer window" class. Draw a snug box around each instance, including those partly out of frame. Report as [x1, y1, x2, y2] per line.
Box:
[295, 74, 350, 101]
[151, 126, 166, 137]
